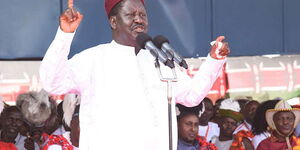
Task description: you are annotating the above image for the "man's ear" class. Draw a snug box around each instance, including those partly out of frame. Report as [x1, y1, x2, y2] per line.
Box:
[109, 16, 117, 30]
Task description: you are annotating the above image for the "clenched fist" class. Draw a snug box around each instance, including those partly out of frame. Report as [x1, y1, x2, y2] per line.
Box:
[210, 36, 230, 60]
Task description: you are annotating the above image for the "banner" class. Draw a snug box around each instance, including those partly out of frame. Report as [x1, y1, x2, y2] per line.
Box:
[1, 55, 300, 104]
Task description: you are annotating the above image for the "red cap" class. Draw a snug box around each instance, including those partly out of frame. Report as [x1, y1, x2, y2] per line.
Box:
[105, 0, 145, 17]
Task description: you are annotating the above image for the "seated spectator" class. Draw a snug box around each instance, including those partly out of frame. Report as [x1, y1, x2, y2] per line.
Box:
[40, 100, 73, 150]
[176, 103, 217, 150]
[234, 100, 259, 134]
[38, 94, 80, 150]
[0, 106, 23, 150]
[198, 97, 220, 142]
[251, 99, 279, 149]
[42, 94, 80, 150]
[211, 99, 254, 150]
[16, 90, 53, 129]
[257, 100, 300, 150]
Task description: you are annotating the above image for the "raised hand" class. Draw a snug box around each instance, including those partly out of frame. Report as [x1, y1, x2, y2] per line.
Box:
[210, 36, 230, 60]
[59, 0, 83, 33]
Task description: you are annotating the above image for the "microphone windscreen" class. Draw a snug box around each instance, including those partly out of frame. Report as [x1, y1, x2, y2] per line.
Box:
[136, 33, 152, 49]
[153, 35, 169, 49]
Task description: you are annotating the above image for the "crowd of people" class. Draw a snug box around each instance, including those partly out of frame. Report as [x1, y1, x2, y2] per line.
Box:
[0, 91, 80, 150]
[1, 91, 300, 150]
[176, 97, 300, 150]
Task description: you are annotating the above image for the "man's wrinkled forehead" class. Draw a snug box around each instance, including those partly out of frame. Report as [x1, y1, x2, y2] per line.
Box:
[105, 0, 145, 16]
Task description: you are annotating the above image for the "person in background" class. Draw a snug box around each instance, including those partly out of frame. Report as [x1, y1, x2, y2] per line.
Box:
[211, 99, 254, 150]
[0, 106, 23, 150]
[257, 100, 300, 150]
[16, 90, 56, 149]
[176, 103, 217, 150]
[198, 97, 220, 142]
[251, 99, 279, 149]
[234, 100, 259, 134]
[63, 94, 80, 149]
[236, 99, 250, 113]
[39, 95, 75, 150]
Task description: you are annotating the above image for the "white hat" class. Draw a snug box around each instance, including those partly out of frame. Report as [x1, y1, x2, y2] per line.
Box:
[219, 98, 241, 112]
[218, 98, 243, 122]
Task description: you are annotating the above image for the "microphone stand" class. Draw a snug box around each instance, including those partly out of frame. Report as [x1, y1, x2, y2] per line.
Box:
[154, 59, 177, 150]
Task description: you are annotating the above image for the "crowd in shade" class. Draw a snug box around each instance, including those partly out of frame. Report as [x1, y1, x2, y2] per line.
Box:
[1, 90, 300, 150]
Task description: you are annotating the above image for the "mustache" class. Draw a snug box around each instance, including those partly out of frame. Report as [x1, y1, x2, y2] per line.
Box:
[132, 24, 145, 30]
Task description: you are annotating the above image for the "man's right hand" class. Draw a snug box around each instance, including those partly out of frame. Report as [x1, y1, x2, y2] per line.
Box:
[59, 0, 83, 33]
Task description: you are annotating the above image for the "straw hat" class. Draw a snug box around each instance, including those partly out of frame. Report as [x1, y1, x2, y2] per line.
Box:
[266, 100, 300, 131]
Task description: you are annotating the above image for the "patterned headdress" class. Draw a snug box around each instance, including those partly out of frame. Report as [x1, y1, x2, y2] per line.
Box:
[218, 98, 243, 123]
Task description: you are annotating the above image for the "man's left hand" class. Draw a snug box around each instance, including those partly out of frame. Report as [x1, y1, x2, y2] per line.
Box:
[210, 36, 230, 60]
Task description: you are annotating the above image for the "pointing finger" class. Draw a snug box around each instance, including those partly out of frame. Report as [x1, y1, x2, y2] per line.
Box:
[68, 0, 73, 8]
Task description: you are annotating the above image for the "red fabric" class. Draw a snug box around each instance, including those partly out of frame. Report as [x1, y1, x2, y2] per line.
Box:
[256, 135, 300, 150]
[105, 0, 145, 16]
[0, 141, 18, 150]
[195, 136, 218, 150]
[42, 133, 73, 150]
[230, 130, 254, 150]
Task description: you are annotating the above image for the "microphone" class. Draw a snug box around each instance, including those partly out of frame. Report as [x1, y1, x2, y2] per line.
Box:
[136, 33, 175, 68]
[153, 35, 188, 69]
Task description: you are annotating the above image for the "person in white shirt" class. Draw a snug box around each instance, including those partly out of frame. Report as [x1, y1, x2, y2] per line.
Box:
[43, 94, 80, 150]
[198, 97, 220, 142]
[39, 0, 230, 149]
[211, 99, 253, 150]
[234, 100, 259, 134]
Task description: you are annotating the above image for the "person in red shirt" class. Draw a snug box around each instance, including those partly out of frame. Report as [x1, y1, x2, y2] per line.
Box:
[257, 100, 300, 150]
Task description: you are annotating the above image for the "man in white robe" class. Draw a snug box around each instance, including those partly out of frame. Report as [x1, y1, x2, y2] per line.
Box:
[39, 0, 230, 149]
